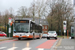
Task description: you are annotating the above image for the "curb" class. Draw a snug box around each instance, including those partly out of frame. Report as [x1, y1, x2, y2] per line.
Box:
[0, 38, 16, 41]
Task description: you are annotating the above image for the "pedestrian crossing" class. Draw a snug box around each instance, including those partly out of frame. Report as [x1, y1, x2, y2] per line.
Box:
[0, 47, 6, 49]
[7, 47, 18, 50]
[22, 47, 31, 50]
[0, 47, 52, 50]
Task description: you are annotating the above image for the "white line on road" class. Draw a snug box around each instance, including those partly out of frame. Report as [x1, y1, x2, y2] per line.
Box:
[7, 47, 17, 50]
[22, 47, 31, 50]
[51, 39, 58, 50]
[38, 48, 44, 50]
[0, 47, 6, 49]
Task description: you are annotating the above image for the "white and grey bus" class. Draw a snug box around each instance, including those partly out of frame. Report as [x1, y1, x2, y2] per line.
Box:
[13, 19, 42, 40]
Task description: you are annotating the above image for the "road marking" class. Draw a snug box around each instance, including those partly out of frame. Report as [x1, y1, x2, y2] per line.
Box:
[7, 47, 17, 50]
[13, 43, 15, 47]
[22, 47, 31, 50]
[22, 41, 31, 50]
[38, 48, 44, 50]
[0, 47, 6, 49]
[51, 39, 58, 50]
[55, 39, 62, 50]
[27, 41, 29, 47]
[36, 40, 57, 49]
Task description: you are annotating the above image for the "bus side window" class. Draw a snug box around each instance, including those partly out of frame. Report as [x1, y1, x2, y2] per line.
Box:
[30, 23, 33, 33]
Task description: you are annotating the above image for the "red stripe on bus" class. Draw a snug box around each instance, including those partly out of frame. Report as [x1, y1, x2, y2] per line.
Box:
[13, 35, 40, 38]
[13, 35, 33, 38]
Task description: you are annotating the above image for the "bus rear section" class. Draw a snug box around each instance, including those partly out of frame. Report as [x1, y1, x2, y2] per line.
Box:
[13, 19, 42, 40]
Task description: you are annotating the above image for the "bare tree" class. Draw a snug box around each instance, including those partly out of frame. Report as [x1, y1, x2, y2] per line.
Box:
[46, 0, 73, 35]
[36, 0, 47, 23]
[28, 0, 36, 21]
[0, 12, 2, 31]
[28, 0, 47, 21]
[9, 7, 14, 18]
[2, 10, 9, 32]
[17, 6, 28, 18]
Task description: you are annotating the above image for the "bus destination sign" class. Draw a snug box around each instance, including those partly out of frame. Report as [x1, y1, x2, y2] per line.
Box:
[15, 20, 29, 23]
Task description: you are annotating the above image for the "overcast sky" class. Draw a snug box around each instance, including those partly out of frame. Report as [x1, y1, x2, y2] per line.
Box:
[0, 0, 33, 14]
[0, 0, 74, 15]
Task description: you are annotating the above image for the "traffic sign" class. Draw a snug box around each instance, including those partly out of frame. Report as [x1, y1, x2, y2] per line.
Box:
[9, 28, 11, 33]
[9, 18, 12, 24]
[64, 30, 66, 33]
[63, 21, 67, 25]
[63, 21, 67, 30]
[63, 21, 67, 33]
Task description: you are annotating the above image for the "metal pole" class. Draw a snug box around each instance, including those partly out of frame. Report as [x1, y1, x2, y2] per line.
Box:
[64, 30, 65, 39]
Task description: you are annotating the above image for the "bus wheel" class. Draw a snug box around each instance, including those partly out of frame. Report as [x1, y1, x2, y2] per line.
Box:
[18, 38, 21, 40]
[71, 37, 74, 39]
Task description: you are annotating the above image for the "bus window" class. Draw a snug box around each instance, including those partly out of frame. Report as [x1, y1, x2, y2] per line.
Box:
[14, 23, 29, 33]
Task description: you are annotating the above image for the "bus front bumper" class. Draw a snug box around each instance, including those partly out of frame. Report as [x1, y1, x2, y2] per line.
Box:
[13, 35, 33, 38]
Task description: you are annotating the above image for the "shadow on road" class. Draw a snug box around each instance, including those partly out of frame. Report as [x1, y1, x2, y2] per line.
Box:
[17, 38, 40, 41]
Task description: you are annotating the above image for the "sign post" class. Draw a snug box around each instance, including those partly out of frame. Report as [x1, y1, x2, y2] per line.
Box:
[9, 18, 12, 38]
[63, 21, 67, 38]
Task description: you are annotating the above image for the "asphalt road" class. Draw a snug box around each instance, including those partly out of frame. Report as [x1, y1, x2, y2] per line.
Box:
[57, 39, 75, 50]
[0, 38, 58, 50]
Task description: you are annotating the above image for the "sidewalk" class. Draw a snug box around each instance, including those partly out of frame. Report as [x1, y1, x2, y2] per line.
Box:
[56, 38, 75, 50]
[0, 37, 15, 41]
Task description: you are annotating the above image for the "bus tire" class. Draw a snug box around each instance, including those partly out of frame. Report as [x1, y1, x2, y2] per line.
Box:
[55, 37, 57, 40]
[71, 37, 74, 39]
[47, 37, 50, 40]
[18, 38, 21, 40]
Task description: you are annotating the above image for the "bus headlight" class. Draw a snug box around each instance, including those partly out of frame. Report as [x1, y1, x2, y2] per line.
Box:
[13, 34, 15, 36]
[27, 35, 29, 36]
[13, 34, 16, 36]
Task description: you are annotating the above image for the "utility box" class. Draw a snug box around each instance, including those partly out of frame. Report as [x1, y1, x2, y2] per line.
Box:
[71, 26, 74, 39]
[71, 22, 75, 39]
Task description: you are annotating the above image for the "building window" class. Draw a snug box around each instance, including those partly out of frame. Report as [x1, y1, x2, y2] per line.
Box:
[43, 26, 44, 29]
[45, 31, 47, 32]
[45, 26, 47, 29]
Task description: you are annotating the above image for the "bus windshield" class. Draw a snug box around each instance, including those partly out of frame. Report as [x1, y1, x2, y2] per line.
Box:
[14, 23, 29, 33]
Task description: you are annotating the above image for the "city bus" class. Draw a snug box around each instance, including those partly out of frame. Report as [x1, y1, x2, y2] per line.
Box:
[13, 19, 42, 40]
